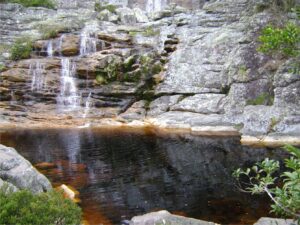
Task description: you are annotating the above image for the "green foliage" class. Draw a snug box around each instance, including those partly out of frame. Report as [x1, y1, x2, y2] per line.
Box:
[258, 23, 300, 57]
[292, 5, 300, 19]
[246, 93, 274, 106]
[255, 0, 297, 13]
[105, 60, 122, 81]
[42, 29, 59, 39]
[10, 37, 33, 61]
[129, 27, 160, 37]
[0, 188, 82, 225]
[0, 63, 6, 72]
[95, 3, 116, 13]
[95, 74, 107, 85]
[233, 145, 300, 223]
[4, 0, 55, 9]
[143, 27, 160, 37]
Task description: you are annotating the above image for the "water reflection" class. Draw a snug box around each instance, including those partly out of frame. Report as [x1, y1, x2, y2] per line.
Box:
[0, 128, 286, 224]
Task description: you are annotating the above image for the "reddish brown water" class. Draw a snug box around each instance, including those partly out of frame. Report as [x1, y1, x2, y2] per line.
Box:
[0, 128, 284, 225]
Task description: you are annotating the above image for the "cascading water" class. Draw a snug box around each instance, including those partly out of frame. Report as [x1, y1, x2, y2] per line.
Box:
[10, 91, 16, 105]
[58, 34, 65, 56]
[57, 58, 81, 111]
[146, 0, 167, 13]
[80, 30, 97, 56]
[30, 61, 47, 92]
[83, 92, 93, 119]
[47, 40, 53, 57]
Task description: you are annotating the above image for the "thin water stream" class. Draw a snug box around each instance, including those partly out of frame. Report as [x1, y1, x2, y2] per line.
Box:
[0, 128, 286, 225]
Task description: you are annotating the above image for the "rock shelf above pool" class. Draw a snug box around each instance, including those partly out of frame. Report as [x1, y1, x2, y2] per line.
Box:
[0, 0, 299, 146]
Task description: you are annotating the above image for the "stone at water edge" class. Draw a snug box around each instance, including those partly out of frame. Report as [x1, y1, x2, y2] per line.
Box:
[57, 184, 80, 203]
[130, 210, 219, 225]
[254, 217, 296, 225]
[0, 144, 52, 193]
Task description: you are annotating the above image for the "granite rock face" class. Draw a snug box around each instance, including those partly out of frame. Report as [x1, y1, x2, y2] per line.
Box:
[0, 0, 299, 140]
[0, 144, 52, 193]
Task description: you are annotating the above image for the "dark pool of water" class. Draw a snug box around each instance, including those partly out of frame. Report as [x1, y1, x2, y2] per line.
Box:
[0, 128, 286, 225]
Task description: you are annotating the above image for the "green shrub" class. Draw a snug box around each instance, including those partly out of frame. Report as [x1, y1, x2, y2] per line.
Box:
[4, 0, 55, 9]
[95, 3, 117, 13]
[0, 188, 82, 225]
[233, 145, 300, 223]
[10, 37, 33, 61]
[255, 0, 297, 13]
[0, 63, 6, 72]
[39, 26, 61, 39]
[258, 23, 300, 57]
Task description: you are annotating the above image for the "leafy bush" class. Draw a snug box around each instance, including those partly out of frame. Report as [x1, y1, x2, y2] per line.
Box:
[95, 3, 117, 13]
[10, 37, 33, 61]
[255, 0, 297, 13]
[0, 188, 82, 225]
[39, 26, 62, 39]
[0, 63, 6, 72]
[258, 23, 300, 57]
[233, 145, 300, 223]
[3, 0, 55, 9]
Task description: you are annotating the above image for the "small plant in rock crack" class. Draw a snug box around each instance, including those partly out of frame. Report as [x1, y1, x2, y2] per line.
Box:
[233, 145, 300, 224]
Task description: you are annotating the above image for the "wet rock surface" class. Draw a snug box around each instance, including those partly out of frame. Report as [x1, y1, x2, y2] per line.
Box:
[0, 0, 299, 142]
[0, 144, 52, 193]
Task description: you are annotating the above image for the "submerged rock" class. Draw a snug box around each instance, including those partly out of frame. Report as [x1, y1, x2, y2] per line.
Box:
[0, 145, 52, 193]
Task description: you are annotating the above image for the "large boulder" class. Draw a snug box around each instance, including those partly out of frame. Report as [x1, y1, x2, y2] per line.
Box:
[0, 145, 52, 193]
[129, 210, 217, 225]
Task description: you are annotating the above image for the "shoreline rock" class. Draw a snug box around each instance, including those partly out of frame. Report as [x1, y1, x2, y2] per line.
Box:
[0, 119, 299, 147]
[128, 210, 218, 225]
[0, 144, 52, 193]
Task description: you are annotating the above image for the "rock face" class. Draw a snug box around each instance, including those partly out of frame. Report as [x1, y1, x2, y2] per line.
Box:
[0, 0, 299, 141]
[0, 144, 52, 193]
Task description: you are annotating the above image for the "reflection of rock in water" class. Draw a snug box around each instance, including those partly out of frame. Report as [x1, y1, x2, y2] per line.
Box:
[0, 129, 286, 224]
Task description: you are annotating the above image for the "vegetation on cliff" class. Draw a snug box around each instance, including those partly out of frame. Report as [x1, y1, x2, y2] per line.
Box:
[258, 23, 300, 58]
[0, 0, 55, 9]
[9, 37, 33, 61]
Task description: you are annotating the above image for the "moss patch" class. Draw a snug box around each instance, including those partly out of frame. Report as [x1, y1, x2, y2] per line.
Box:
[246, 93, 274, 106]
[95, 3, 117, 13]
[3, 0, 55, 9]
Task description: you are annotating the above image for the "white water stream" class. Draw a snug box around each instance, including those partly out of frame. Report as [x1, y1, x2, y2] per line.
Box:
[47, 40, 53, 57]
[146, 0, 167, 13]
[30, 61, 47, 92]
[80, 29, 97, 56]
[57, 58, 81, 111]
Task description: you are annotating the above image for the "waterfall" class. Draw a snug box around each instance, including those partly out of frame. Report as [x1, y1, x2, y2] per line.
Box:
[10, 91, 16, 104]
[30, 61, 47, 92]
[83, 92, 93, 119]
[47, 40, 53, 57]
[58, 34, 65, 56]
[57, 58, 81, 110]
[146, 0, 167, 13]
[80, 30, 97, 56]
